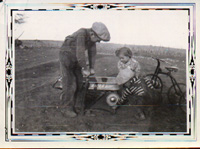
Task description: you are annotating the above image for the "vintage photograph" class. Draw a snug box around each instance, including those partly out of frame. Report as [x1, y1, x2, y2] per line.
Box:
[14, 10, 188, 133]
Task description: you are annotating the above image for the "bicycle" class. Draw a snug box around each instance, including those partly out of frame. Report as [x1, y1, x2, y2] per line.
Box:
[144, 57, 186, 113]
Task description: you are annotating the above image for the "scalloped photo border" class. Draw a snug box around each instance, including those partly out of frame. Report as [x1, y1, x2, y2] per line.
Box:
[4, 2, 196, 142]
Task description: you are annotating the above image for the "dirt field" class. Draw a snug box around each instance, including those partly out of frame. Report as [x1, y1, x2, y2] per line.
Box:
[15, 40, 187, 132]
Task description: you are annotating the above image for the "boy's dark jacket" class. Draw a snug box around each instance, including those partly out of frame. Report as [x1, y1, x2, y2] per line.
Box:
[61, 28, 96, 69]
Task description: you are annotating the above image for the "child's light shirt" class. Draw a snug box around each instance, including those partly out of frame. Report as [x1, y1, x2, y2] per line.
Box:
[116, 57, 141, 85]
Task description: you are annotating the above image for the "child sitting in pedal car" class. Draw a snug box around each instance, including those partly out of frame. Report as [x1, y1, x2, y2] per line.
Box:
[114, 47, 151, 120]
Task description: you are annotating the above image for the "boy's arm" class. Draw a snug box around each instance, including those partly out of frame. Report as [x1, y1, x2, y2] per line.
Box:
[88, 43, 97, 69]
[76, 33, 87, 70]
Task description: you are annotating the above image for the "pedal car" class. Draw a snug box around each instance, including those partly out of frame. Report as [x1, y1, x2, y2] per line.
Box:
[52, 76, 121, 110]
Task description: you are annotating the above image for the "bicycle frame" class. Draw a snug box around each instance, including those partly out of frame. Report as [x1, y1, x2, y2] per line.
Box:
[153, 58, 184, 95]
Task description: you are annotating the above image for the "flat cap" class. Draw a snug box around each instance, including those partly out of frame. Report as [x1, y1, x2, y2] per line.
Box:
[92, 22, 110, 41]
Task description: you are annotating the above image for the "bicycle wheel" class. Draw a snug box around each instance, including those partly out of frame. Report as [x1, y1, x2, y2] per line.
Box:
[143, 74, 163, 93]
[167, 83, 186, 112]
[179, 91, 187, 113]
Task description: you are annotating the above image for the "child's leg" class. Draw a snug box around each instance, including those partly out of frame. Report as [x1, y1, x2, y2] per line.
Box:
[134, 95, 146, 120]
[118, 87, 131, 105]
[143, 76, 154, 89]
[128, 77, 146, 120]
[117, 77, 144, 105]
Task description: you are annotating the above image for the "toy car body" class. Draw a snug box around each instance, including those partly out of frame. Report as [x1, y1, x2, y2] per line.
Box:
[87, 76, 120, 91]
[53, 76, 121, 108]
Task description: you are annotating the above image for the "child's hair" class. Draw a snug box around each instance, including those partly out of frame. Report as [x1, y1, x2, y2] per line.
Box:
[115, 47, 133, 58]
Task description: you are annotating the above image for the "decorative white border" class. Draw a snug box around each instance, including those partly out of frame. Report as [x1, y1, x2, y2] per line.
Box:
[4, 2, 196, 142]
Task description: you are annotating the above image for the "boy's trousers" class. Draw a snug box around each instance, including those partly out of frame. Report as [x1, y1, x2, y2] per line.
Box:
[59, 50, 83, 110]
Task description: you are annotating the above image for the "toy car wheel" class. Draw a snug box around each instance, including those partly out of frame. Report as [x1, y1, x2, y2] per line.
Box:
[106, 92, 120, 107]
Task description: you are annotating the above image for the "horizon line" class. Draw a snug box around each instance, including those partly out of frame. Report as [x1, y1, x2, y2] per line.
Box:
[18, 39, 186, 50]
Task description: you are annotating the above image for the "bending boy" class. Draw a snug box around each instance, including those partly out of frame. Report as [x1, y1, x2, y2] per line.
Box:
[59, 22, 110, 117]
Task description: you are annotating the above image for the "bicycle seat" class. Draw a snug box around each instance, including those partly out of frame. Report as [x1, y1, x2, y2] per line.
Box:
[165, 66, 179, 72]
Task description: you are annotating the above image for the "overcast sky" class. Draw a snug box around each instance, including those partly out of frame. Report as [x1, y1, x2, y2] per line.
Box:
[14, 10, 188, 49]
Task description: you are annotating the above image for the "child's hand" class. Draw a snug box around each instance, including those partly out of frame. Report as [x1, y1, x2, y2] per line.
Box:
[90, 68, 95, 75]
[82, 69, 91, 77]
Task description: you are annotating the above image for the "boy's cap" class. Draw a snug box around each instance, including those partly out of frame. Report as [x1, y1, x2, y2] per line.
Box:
[92, 22, 110, 41]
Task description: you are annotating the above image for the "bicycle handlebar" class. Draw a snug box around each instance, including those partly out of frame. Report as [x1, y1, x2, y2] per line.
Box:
[151, 57, 172, 65]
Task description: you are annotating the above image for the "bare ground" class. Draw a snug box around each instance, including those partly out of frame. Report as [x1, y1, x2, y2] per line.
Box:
[14, 41, 187, 132]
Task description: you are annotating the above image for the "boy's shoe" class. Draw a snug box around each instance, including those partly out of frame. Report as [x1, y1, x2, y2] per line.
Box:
[61, 108, 77, 118]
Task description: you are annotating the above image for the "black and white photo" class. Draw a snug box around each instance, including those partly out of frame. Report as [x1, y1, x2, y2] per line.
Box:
[1, 1, 199, 147]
